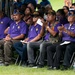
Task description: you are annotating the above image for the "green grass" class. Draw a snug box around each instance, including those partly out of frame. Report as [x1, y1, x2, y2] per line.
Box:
[0, 65, 75, 75]
[0, 1, 74, 75]
[38, 0, 64, 11]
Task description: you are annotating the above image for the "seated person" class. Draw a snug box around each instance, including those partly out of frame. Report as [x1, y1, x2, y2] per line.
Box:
[27, 10, 61, 67]
[56, 9, 68, 25]
[0, 11, 13, 40]
[13, 11, 42, 65]
[54, 14, 75, 70]
[0, 9, 28, 66]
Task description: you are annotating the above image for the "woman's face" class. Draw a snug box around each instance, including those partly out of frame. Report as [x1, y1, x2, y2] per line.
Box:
[25, 8, 31, 15]
[68, 16, 75, 22]
[56, 12, 63, 20]
[26, 17, 33, 25]
[63, 7, 68, 14]
[27, 3, 34, 13]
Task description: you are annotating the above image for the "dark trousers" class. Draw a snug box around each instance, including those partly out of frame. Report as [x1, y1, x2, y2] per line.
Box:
[53, 42, 75, 68]
[63, 43, 75, 67]
[47, 42, 60, 67]
[13, 42, 27, 61]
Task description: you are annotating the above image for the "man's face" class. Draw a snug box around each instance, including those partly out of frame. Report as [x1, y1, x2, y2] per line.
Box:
[47, 14, 55, 22]
[68, 16, 75, 22]
[13, 14, 22, 21]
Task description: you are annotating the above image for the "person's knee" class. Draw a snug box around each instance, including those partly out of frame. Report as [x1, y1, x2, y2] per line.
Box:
[40, 43, 45, 49]
[40, 44, 46, 53]
[27, 42, 32, 52]
[13, 42, 22, 48]
[4, 41, 12, 47]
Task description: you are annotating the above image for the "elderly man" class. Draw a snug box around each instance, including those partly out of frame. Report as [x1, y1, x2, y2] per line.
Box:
[0, 9, 28, 66]
[54, 14, 75, 70]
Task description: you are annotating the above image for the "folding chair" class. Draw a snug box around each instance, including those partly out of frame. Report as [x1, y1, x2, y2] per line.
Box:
[70, 52, 75, 67]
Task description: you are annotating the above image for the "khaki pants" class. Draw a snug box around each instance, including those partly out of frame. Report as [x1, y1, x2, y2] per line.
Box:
[0, 40, 20, 62]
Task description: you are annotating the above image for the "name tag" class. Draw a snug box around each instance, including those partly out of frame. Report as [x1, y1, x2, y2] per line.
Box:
[36, 28, 38, 31]
[0, 21, 3, 24]
[18, 26, 20, 29]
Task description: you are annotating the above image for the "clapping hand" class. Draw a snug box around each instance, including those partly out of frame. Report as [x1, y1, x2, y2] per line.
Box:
[58, 25, 66, 32]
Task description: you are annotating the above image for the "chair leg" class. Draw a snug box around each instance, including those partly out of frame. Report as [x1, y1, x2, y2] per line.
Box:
[19, 60, 22, 66]
[15, 55, 20, 65]
[70, 52, 75, 67]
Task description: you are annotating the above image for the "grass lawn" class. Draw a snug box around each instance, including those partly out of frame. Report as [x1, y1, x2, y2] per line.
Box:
[0, 0, 74, 75]
[38, 0, 64, 11]
[0, 65, 75, 75]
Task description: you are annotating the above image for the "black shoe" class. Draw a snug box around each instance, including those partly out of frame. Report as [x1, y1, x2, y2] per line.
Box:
[21, 62, 28, 67]
[53, 67, 60, 70]
[28, 64, 35, 67]
[47, 66, 53, 70]
[37, 64, 44, 68]
[61, 66, 69, 70]
[4, 62, 10, 66]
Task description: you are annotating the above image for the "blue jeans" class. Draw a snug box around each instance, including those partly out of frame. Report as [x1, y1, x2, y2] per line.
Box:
[13, 42, 27, 61]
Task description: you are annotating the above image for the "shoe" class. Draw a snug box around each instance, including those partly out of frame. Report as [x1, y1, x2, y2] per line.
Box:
[53, 67, 60, 70]
[37, 64, 44, 68]
[28, 64, 35, 67]
[47, 66, 53, 70]
[0, 62, 4, 66]
[61, 66, 69, 70]
[21, 62, 28, 67]
[4, 62, 10, 66]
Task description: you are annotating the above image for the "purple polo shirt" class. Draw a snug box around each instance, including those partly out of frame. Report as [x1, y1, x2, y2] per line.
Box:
[28, 24, 41, 41]
[44, 22, 61, 41]
[0, 16, 13, 39]
[8, 20, 28, 38]
[43, 23, 50, 41]
[62, 23, 75, 42]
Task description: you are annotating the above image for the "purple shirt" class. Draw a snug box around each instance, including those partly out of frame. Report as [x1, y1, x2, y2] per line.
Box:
[28, 24, 41, 41]
[62, 23, 75, 42]
[44, 22, 61, 41]
[8, 20, 28, 38]
[0, 17, 13, 39]
[44, 23, 50, 41]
